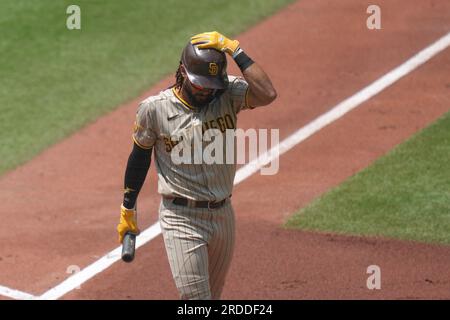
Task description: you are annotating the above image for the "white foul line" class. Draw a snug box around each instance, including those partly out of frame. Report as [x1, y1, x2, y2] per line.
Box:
[36, 223, 162, 300]
[0, 285, 35, 300]
[4, 30, 448, 300]
[235, 31, 450, 184]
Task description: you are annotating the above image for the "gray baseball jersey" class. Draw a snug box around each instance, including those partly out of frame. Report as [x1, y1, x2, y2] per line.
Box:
[133, 75, 254, 201]
[133, 75, 259, 299]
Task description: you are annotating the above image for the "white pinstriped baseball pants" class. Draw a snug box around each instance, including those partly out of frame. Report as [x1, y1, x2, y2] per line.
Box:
[159, 197, 235, 300]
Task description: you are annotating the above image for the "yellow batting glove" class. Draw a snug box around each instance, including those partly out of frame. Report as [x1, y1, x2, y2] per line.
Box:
[117, 204, 140, 244]
[191, 31, 240, 56]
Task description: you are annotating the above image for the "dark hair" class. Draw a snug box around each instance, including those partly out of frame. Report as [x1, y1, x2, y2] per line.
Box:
[174, 61, 184, 90]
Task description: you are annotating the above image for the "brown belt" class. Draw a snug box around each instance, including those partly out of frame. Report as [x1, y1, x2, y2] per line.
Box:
[171, 196, 229, 210]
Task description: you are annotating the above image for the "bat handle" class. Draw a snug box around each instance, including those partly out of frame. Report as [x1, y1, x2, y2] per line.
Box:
[121, 232, 136, 263]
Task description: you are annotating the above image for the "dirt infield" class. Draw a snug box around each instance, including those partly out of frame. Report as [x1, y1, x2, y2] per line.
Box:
[1, 0, 450, 299]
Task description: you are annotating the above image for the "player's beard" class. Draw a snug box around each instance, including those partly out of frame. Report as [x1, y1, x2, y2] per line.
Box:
[181, 82, 216, 109]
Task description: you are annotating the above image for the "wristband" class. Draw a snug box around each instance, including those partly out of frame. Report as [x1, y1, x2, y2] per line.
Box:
[233, 49, 255, 72]
[232, 47, 243, 59]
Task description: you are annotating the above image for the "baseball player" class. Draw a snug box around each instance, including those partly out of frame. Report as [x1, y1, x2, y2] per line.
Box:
[117, 31, 277, 300]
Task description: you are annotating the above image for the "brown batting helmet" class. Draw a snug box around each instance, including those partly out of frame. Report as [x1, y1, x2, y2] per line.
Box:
[181, 42, 228, 90]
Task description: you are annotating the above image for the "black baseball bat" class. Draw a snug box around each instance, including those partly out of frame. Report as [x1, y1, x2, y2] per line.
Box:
[121, 232, 136, 263]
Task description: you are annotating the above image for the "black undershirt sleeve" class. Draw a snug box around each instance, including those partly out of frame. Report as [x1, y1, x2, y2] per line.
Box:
[122, 142, 152, 209]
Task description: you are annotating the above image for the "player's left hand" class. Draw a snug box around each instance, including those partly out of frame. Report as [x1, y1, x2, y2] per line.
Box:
[191, 31, 240, 56]
[117, 204, 140, 243]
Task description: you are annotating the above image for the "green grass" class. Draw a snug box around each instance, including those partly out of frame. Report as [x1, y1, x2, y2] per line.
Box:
[286, 111, 450, 245]
[0, 0, 294, 175]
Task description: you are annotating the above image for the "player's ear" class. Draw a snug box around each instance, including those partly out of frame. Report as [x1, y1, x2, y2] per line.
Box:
[180, 64, 187, 77]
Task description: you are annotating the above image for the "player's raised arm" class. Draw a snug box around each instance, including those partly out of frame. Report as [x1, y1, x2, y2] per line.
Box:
[191, 31, 277, 107]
